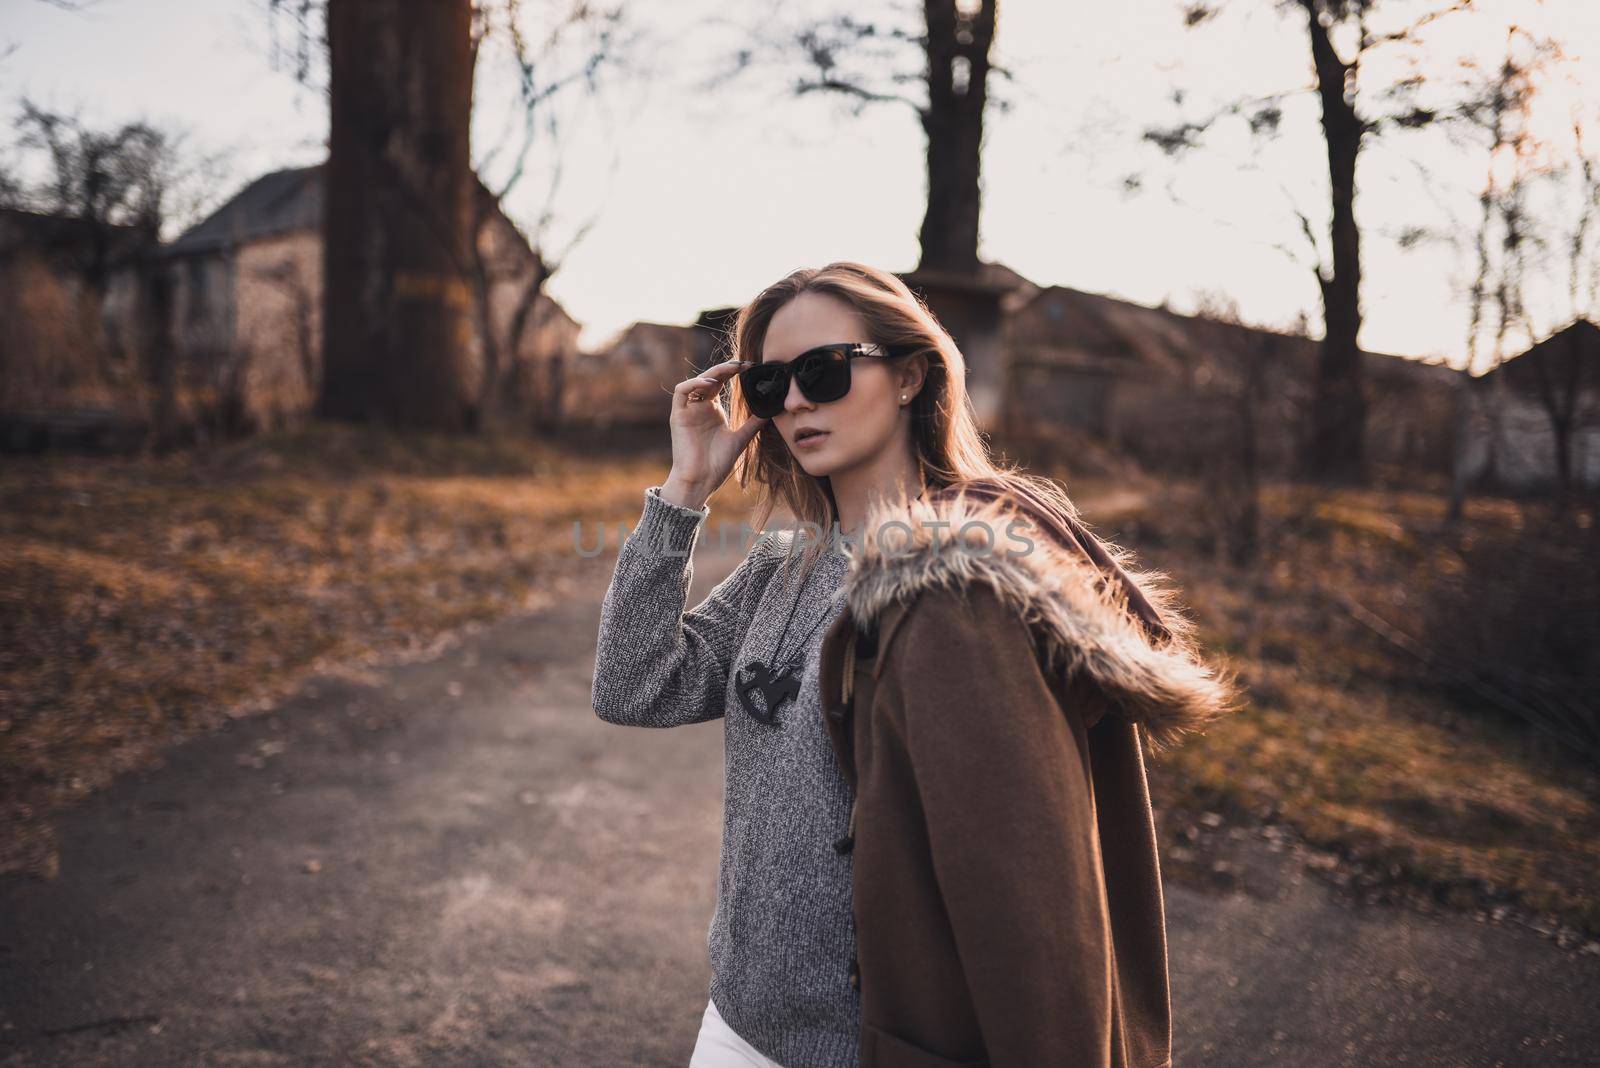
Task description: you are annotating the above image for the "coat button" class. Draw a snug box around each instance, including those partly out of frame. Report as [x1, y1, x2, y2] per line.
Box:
[826, 704, 847, 722]
[848, 955, 860, 989]
[833, 833, 854, 854]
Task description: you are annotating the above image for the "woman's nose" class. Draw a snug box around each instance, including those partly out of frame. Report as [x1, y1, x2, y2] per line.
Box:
[784, 373, 813, 413]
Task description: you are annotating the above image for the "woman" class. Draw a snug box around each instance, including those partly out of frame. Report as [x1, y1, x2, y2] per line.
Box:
[592, 261, 935, 1067]
[594, 260, 1239, 1068]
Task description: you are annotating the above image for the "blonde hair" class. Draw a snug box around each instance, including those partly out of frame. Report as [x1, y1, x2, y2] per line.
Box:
[723, 260, 1084, 586]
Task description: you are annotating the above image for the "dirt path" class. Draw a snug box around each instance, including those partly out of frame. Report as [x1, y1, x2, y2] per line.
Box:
[2, 533, 1597, 1066]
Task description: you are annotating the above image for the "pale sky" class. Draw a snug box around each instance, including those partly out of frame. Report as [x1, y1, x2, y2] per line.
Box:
[4, 0, 1597, 372]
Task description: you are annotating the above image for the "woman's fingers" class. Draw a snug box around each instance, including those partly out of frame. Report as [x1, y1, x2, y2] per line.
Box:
[673, 375, 721, 407]
[673, 360, 751, 407]
[674, 375, 718, 396]
[708, 358, 751, 376]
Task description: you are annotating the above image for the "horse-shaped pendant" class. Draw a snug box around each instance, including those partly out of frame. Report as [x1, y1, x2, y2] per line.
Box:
[735, 659, 801, 726]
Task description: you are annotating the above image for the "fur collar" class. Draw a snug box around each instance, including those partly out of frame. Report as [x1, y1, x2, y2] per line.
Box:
[836, 483, 1241, 753]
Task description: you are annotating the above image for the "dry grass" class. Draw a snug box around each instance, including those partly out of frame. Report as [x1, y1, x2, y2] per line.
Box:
[5, 432, 1597, 943]
[0, 422, 757, 879]
[1066, 473, 1600, 938]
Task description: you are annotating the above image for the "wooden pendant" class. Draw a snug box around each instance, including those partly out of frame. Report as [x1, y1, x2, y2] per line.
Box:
[736, 660, 801, 726]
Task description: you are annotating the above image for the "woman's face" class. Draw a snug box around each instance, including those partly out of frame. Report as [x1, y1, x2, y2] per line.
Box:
[759, 290, 918, 480]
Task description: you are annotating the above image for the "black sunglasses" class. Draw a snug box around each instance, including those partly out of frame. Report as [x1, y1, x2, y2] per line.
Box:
[738, 341, 920, 419]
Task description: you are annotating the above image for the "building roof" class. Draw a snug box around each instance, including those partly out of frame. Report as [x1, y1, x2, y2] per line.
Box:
[1011, 283, 1460, 387]
[1479, 318, 1600, 396]
[164, 161, 539, 263]
[602, 320, 700, 350]
[163, 159, 582, 328]
[164, 164, 324, 257]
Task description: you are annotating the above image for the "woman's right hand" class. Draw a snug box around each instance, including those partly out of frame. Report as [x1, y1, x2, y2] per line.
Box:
[661, 359, 769, 510]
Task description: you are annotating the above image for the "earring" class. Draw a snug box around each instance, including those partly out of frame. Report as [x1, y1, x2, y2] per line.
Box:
[900, 394, 907, 403]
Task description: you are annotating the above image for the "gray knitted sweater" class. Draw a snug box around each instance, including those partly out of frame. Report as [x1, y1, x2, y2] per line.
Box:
[590, 484, 859, 1067]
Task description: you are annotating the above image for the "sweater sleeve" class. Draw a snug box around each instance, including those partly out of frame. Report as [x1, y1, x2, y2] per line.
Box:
[591, 484, 773, 728]
[884, 583, 1115, 1067]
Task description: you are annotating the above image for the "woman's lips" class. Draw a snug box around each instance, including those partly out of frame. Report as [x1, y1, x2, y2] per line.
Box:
[795, 430, 830, 449]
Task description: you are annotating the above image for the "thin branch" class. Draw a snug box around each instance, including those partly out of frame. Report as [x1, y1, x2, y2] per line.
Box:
[794, 76, 923, 116]
[1285, 192, 1326, 280]
[1143, 85, 1312, 155]
[1361, 0, 1477, 53]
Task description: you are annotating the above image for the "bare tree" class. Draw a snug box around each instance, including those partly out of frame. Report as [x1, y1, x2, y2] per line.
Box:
[1542, 124, 1600, 508]
[7, 96, 228, 256]
[3, 99, 225, 446]
[1143, 0, 1479, 485]
[1446, 25, 1546, 519]
[1441, 28, 1598, 515]
[1172, 291, 1277, 566]
[1568, 126, 1600, 323]
[465, 0, 627, 433]
[10, 99, 172, 291]
[1520, 322, 1600, 511]
[267, 0, 628, 434]
[712, 0, 1012, 276]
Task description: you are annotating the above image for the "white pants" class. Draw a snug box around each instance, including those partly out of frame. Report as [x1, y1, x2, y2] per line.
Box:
[688, 997, 787, 1068]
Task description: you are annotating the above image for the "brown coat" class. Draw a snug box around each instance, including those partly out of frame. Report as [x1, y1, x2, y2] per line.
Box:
[816, 481, 1239, 1068]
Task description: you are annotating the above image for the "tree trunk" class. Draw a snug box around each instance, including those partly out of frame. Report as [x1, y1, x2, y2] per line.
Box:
[137, 248, 179, 451]
[319, 0, 477, 431]
[1300, 0, 1367, 483]
[1529, 327, 1588, 512]
[916, 0, 994, 275]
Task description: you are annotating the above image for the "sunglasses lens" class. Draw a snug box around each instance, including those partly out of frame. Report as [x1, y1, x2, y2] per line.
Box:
[741, 365, 788, 418]
[794, 348, 850, 404]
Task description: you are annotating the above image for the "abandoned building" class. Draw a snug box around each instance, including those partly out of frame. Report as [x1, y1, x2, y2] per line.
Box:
[1454, 318, 1600, 491]
[570, 320, 705, 429]
[0, 206, 158, 450]
[157, 161, 582, 434]
[10, 188, 1575, 494]
[1002, 281, 1462, 477]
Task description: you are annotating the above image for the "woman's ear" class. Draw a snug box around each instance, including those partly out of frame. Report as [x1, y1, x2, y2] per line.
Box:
[898, 353, 929, 400]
